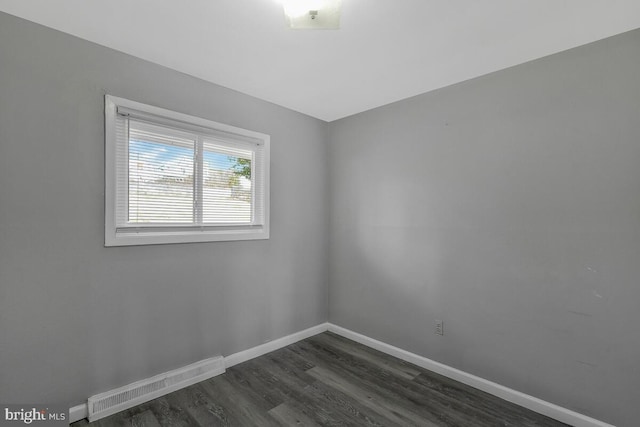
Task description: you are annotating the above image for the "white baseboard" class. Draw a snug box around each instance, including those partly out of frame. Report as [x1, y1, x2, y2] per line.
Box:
[69, 321, 612, 427]
[327, 323, 614, 427]
[224, 323, 329, 368]
[68, 323, 329, 424]
[69, 403, 88, 424]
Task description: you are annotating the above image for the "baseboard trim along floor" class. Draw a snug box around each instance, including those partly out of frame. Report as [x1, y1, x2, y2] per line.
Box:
[69, 404, 89, 424]
[223, 323, 329, 369]
[68, 322, 613, 427]
[326, 324, 613, 427]
[67, 323, 328, 424]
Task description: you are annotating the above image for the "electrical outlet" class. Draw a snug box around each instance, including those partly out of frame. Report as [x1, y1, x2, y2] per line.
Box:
[435, 319, 444, 336]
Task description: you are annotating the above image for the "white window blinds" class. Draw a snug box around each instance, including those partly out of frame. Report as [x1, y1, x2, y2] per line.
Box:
[127, 120, 195, 224]
[105, 95, 270, 246]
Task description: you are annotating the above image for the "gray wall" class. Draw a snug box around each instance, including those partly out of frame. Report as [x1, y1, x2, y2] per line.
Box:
[328, 30, 640, 426]
[0, 12, 328, 407]
[3, 9, 640, 426]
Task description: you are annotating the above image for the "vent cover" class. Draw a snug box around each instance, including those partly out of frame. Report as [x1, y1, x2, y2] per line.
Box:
[88, 355, 225, 422]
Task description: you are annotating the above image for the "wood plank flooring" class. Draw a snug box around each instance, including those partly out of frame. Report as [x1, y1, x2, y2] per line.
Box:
[72, 332, 568, 426]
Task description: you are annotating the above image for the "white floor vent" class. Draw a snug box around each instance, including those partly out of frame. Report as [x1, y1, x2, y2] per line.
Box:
[87, 355, 225, 422]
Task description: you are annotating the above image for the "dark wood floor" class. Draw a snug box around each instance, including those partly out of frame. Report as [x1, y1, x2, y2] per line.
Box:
[72, 332, 568, 426]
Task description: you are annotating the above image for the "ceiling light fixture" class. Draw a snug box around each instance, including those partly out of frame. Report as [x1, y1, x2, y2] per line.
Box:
[281, 0, 342, 29]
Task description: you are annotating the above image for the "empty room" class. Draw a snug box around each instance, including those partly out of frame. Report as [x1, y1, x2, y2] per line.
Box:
[1, 1, 639, 426]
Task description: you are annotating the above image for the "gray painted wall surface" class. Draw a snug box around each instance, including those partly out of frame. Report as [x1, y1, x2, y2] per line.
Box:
[328, 30, 640, 426]
[2, 9, 640, 426]
[0, 12, 328, 407]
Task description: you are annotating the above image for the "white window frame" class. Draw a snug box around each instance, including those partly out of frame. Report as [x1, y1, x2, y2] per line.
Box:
[105, 95, 270, 246]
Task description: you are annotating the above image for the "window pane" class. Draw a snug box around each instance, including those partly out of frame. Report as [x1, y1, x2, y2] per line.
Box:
[128, 124, 195, 223]
[202, 141, 252, 224]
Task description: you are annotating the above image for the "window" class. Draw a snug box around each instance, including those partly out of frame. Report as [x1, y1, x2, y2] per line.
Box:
[105, 95, 270, 246]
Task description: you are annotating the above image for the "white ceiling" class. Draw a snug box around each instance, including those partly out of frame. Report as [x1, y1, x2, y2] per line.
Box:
[2, 1, 640, 121]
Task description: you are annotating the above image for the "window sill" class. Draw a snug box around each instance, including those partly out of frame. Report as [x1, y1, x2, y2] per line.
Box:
[104, 226, 269, 247]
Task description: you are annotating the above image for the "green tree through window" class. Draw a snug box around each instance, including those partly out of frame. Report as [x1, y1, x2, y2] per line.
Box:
[230, 157, 251, 180]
